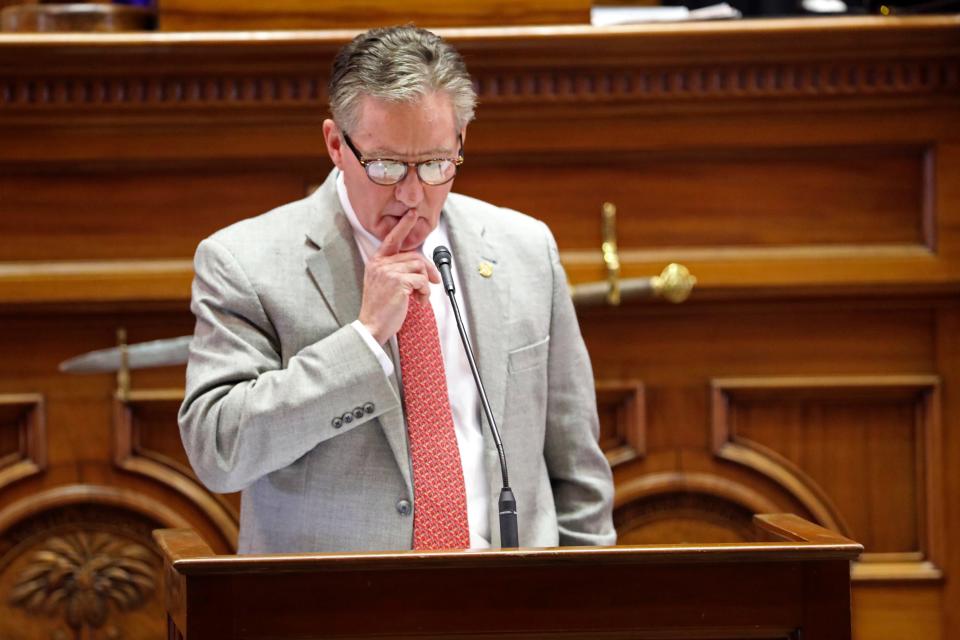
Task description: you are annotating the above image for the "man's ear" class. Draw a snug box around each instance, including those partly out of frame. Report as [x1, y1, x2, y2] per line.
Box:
[322, 119, 344, 169]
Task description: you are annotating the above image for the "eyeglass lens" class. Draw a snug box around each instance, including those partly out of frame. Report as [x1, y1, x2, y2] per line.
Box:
[365, 159, 458, 186]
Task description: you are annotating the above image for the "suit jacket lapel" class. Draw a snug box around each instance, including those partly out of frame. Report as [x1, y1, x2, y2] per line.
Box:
[303, 171, 411, 494]
[304, 185, 363, 329]
[444, 200, 511, 546]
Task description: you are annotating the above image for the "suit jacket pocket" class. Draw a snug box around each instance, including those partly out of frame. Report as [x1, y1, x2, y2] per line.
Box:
[507, 335, 550, 373]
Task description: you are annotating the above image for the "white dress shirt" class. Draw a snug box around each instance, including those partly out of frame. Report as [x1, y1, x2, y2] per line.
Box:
[337, 172, 491, 549]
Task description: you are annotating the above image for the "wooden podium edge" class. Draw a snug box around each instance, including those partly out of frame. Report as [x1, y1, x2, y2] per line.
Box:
[153, 513, 863, 576]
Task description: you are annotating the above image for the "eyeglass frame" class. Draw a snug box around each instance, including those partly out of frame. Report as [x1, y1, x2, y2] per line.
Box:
[341, 131, 464, 186]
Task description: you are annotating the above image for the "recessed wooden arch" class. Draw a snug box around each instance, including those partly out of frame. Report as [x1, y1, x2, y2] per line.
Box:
[0, 484, 190, 536]
[613, 471, 781, 545]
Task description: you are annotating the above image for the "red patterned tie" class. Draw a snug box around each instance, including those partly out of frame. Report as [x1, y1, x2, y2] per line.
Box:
[397, 296, 470, 550]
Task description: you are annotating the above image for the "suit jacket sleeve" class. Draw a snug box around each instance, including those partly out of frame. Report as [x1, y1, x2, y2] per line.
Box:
[178, 236, 400, 494]
[542, 226, 617, 546]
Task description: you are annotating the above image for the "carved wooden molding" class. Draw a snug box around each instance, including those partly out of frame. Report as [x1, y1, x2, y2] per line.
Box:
[854, 551, 942, 581]
[0, 74, 328, 111]
[613, 471, 782, 543]
[596, 381, 645, 467]
[711, 374, 944, 582]
[474, 59, 960, 105]
[1, 18, 958, 118]
[0, 484, 191, 535]
[0, 394, 45, 491]
[711, 382, 849, 536]
[615, 470, 781, 514]
[1, 57, 956, 114]
[113, 389, 239, 550]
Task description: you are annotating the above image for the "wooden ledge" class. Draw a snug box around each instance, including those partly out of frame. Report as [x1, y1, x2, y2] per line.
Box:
[154, 513, 862, 576]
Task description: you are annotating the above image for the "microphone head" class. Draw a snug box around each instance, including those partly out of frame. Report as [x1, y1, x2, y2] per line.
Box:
[433, 245, 452, 269]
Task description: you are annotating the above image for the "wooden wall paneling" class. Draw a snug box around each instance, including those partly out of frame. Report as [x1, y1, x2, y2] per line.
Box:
[596, 380, 645, 468]
[0, 311, 238, 639]
[0, 21, 956, 302]
[934, 302, 960, 638]
[710, 379, 852, 535]
[853, 584, 944, 640]
[456, 146, 931, 251]
[0, 17, 958, 640]
[0, 394, 45, 491]
[113, 389, 239, 553]
[710, 376, 943, 580]
[584, 297, 946, 639]
[468, 109, 959, 290]
[932, 141, 960, 639]
[0, 158, 331, 303]
[581, 301, 935, 388]
[596, 299, 937, 540]
[0, 166, 315, 261]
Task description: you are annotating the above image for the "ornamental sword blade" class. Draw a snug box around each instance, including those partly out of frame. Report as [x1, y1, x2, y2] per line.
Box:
[59, 335, 193, 373]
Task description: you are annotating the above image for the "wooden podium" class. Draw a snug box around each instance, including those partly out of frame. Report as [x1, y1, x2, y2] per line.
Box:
[155, 513, 861, 640]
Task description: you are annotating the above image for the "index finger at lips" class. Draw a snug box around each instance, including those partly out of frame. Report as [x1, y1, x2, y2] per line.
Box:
[376, 211, 417, 257]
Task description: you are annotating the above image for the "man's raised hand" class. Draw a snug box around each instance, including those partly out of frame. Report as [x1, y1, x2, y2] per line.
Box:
[358, 211, 441, 345]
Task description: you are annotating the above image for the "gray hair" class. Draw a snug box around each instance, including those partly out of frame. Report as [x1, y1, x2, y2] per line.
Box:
[328, 26, 477, 134]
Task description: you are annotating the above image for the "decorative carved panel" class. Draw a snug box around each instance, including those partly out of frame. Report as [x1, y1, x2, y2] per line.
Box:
[615, 490, 756, 545]
[613, 471, 781, 546]
[113, 390, 239, 552]
[1, 56, 957, 114]
[471, 59, 960, 105]
[0, 492, 176, 640]
[596, 381, 645, 467]
[0, 394, 45, 491]
[712, 375, 943, 581]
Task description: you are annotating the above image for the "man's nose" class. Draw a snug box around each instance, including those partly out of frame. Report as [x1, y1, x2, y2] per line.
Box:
[394, 167, 424, 208]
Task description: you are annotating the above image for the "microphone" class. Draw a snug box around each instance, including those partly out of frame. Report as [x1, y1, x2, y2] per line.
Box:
[433, 245, 456, 294]
[432, 245, 519, 549]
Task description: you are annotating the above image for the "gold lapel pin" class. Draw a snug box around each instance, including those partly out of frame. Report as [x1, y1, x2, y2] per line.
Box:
[478, 261, 494, 278]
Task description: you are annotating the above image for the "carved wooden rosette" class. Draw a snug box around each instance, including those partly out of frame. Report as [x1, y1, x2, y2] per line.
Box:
[0, 498, 168, 640]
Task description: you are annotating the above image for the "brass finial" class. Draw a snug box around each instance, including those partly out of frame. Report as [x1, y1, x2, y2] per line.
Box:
[652, 263, 696, 303]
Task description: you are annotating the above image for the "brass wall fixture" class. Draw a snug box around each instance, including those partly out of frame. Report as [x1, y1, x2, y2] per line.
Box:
[569, 202, 696, 309]
[601, 202, 621, 306]
[116, 328, 130, 403]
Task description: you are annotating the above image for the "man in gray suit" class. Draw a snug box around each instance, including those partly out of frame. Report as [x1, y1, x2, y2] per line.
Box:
[178, 25, 615, 553]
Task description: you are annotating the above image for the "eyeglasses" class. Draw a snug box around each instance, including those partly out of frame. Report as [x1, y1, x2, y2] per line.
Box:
[341, 132, 464, 186]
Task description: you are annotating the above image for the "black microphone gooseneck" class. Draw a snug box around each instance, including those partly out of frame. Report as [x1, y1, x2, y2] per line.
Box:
[433, 245, 519, 548]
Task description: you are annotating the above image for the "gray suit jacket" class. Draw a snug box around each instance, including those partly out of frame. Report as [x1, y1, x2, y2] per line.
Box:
[178, 170, 615, 553]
